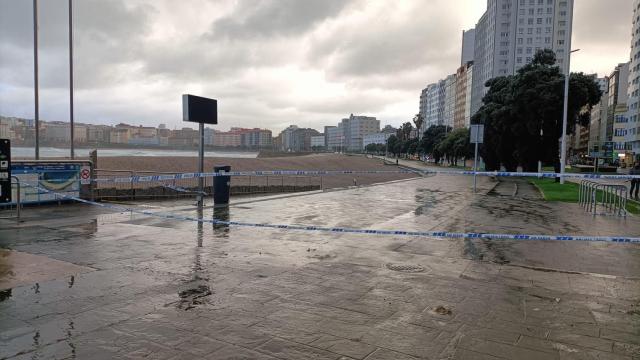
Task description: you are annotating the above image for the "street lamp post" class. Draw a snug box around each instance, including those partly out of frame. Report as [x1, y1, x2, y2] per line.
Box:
[33, 0, 39, 160]
[69, 0, 74, 159]
[559, 0, 576, 184]
[560, 48, 580, 183]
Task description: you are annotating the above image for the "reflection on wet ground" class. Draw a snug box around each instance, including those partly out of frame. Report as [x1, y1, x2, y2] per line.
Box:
[0, 175, 639, 359]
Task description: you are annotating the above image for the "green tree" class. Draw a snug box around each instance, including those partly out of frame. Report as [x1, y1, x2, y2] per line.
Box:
[386, 135, 399, 156]
[420, 125, 451, 164]
[437, 128, 472, 166]
[475, 49, 602, 171]
[412, 114, 424, 140]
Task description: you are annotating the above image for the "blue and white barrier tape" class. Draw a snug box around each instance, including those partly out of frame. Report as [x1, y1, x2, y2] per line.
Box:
[89, 170, 640, 184]
[20, 182, 640, 244]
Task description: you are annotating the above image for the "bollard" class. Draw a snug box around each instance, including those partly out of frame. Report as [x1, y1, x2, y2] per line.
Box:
[213, 165, 231, 205]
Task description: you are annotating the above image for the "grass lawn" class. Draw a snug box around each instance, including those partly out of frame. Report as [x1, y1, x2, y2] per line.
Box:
[530, 178, 640, 214]
[530, 178, 580, 202]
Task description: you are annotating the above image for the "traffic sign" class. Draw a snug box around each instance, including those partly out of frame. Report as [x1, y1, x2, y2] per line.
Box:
[470, 125, 484, 144]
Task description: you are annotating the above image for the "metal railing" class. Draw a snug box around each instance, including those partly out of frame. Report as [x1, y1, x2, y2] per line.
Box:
[579, 180, 627, 217]
[0, 176, 22, 221]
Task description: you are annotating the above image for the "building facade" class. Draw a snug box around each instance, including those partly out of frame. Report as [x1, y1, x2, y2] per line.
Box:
[421, 81, 446, 130]
[443, 74, 458, 128]
[470, 0, 574, 115]
[363, 132, 392, 148]
[454, 62, 474, 129]
[461, 28, 476, 65]
[340, 114, 380, 151]
[310, 136, 325, 149]
[326, 125, 344, 151]
[625, 0, 640, 159]
[606, 63, 630, 145]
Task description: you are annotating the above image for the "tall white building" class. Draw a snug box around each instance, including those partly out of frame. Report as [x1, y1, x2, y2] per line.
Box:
[420, 81, 446, 130]
[340, 114, 380, 151]
[461, 29, 476, 65]
[470, 0, 574, 115]
[625, 0, 640, 157]
[443, 74, 457, 128]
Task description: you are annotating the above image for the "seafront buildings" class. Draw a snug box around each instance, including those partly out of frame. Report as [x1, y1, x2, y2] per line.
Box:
[0, 117, 274, 149]
[420, 0, 574, 134]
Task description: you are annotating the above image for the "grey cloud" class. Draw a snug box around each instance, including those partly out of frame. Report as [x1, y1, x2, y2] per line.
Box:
[208, 0, 349, 39]
[573, 0, 633, 48]
[307, 1, 462, 80]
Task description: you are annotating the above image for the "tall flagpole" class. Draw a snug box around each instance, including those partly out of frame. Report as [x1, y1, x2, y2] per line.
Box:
[33, 0, 40, 159]
[69, 0, 75, 159]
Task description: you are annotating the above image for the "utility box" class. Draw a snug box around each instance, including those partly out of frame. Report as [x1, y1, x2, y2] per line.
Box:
[0, 139, 11, 203]
[213, 165, 231, 205]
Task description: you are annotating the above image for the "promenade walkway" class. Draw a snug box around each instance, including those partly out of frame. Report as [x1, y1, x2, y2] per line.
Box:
[1, 174, 639, 359]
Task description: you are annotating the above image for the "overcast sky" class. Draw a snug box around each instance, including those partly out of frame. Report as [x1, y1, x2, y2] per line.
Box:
[0, 0, 634, 132]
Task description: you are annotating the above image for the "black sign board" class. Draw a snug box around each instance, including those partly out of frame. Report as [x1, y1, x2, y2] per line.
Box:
[182, 94, 218, 124]
[0, 139, 11, 203]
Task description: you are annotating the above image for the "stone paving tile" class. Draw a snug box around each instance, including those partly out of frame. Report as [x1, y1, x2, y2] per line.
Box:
[449, 348, 503, 359]
[361, 348, 419, 360]
[206, 344, 281, 359]
[255, 337, 344, 360]
[613, 341, 640, 358]
[172, 333, 227, 357]
[310, 334, 377, 359]
[210, 324, 272, 349]
[548, 331, 614, 352]
[250, 318, 325, 345]
[458, 335, 560, 360]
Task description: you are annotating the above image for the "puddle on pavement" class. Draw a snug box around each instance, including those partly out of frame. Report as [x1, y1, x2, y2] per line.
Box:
[0, 249, 93, 291]
[177, 283, 213, 310]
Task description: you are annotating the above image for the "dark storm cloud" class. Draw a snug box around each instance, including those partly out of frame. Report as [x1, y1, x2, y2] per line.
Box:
[208, 0, 349, 39]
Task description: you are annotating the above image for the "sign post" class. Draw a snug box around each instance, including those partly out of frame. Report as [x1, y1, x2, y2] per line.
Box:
[182, 94, 218, 208]
[470, 125, 484, 193]
[0, 139, 11, 203]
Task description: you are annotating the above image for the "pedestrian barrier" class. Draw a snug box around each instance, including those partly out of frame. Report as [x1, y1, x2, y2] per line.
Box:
[90, 169, 640, 184]
[0, 176, 22, 221]
[579, 180, 628, 217]
[16, 182, 640, 244]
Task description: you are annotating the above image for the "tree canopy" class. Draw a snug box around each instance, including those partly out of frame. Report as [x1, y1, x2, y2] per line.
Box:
[473, 49, 602, 171]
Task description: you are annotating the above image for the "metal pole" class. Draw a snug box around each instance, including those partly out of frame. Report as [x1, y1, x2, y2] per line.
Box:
[538, 128, 543, 173]
[33, 0, 40, 160]
[473, 141, 478, 193]
[197, 123, 204, 207]
[69, 0, 74, 159]
[559, 0, 574, 184]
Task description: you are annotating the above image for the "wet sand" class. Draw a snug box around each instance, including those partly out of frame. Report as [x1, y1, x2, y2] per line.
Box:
[96, 153, 417, 189]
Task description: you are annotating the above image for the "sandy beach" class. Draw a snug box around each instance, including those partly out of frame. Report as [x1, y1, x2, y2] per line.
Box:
[95, 153, 416, 189]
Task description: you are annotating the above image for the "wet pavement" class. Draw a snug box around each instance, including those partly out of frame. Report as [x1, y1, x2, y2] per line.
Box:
[1, 175, 639, 359]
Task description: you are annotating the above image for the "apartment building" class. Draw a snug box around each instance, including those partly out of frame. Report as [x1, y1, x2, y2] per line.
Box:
[471, 0, 574, 115]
